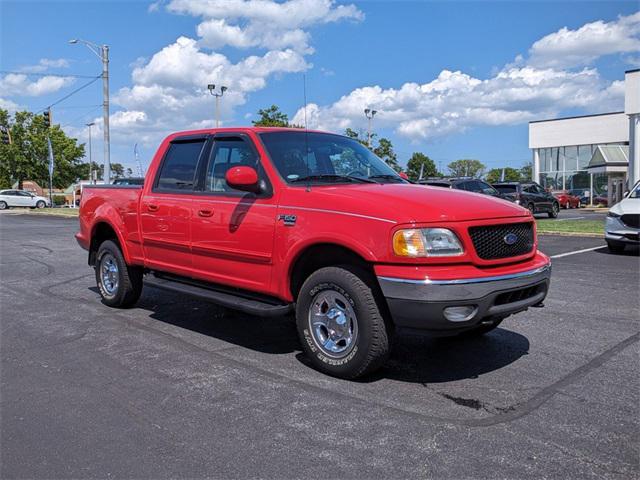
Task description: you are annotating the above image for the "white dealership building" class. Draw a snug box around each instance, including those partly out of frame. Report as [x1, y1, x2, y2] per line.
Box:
[529, 69, 640, 206]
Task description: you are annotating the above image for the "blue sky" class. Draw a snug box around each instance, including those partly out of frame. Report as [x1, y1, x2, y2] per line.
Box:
[1, 0, 638, 174]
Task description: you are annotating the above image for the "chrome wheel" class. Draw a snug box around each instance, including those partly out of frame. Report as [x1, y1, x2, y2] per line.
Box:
[308, 290, 358, 358]
[100, 253, 119, 296]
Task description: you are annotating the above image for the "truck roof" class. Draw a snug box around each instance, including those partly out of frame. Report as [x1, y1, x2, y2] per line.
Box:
[168, 126, 331, 137]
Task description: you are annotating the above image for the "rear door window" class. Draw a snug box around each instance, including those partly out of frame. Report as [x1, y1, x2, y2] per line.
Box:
[155, 139, 206, 192]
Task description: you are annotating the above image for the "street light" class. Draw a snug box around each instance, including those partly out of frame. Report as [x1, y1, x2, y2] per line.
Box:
[364, 108, 377, 147]
[208, 84, 227, 128]
[70, 38, 111, 184]
[86, 122, 95, 183]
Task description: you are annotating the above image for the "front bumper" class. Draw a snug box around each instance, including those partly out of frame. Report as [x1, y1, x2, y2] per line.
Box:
[605, 217, 640, 244]
[378, 263, 551, 335]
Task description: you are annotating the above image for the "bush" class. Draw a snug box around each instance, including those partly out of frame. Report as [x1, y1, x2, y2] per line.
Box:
[52, 195, 67, 206]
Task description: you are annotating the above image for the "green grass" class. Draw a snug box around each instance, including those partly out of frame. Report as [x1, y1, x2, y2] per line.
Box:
[536, 218, 603, 235]
[27, 207, 79, 217]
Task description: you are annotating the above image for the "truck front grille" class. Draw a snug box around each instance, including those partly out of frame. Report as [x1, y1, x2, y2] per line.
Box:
[468, 222, 534, 260]
[621, 214, 640, 229]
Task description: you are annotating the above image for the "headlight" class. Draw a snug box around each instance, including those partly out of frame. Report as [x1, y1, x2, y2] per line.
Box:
[607, 211, 621, 218]
[393, 228, 464, 257]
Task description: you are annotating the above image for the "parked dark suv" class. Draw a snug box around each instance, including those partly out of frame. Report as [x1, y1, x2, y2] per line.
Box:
[419, 177, 509, 199]
[492, 182, 559, 218]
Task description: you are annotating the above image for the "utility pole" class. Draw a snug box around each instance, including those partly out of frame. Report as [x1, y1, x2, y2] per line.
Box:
[69, 39, 110, 183]
[364, 108, 377, 147]
[86, 122, 95, 183]
[102, 45, 110, 184]
[207, 84, 227, 127]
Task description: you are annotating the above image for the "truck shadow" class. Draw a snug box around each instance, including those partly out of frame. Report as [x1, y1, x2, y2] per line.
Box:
[129, 286, 530, 384]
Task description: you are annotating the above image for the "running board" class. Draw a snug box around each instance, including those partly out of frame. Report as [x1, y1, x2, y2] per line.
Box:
[144, 275, 293, 318]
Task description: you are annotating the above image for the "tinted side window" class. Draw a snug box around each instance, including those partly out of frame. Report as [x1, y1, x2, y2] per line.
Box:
[204, 137, 259, 192]
[523, 185, 535, 194]
[156, 140, 206, 191]
[464, 181, 483, 192]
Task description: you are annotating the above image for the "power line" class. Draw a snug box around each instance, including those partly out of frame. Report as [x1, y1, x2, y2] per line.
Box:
[59, 105, 103, 130]
[0, 70, 100, 79]
[34, 75, 101, 114]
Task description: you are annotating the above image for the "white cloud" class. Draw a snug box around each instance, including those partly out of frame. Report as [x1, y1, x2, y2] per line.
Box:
[0, 97, 22, 112]
[528, 12, 640, 68]
[292, 12, 636, 141]
[20, 58, 71, 73]
[108, 0, 361, 147]
[168, 0, 363, 53]
[292, 66, 626, 141]
[0, 73, 75, 97]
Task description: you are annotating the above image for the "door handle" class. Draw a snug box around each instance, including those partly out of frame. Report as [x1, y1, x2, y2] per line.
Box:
[198, 209, 214, 217]
[147, 204, 159, 212]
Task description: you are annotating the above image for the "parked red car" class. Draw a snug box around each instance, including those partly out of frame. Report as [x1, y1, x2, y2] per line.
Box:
[552, 190, 581, 209]
[77, 127, 551, 379]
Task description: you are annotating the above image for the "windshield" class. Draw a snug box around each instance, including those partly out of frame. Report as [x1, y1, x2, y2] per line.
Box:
[628, 181, 640, 199]
[259, 131, 404, 184]
[493, 185, 517, 193]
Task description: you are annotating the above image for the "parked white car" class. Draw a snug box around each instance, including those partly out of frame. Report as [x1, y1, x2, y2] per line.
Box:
[0, 190, 51, 210]
[605, 180, 640, 253]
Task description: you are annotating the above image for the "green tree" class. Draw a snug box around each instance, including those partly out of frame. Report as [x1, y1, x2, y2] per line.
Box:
[344, 127, 373, 147]
[373, 138, 402, 173]
[406, 152, 437, 181]
[485, 167, 521, 184]
[520, 162, 532, 181]
[0, 109, 85, 189]
[447, 159, 486, 178]
[252, 105, 290, 127]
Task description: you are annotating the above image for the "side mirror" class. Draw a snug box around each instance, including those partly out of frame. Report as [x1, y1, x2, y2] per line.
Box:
[399, 172, 409, 180]
[225, 166, 261, 194]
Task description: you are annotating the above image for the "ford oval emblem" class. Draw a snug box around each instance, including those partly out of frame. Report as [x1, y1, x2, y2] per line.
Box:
[504, 233, 518, 245]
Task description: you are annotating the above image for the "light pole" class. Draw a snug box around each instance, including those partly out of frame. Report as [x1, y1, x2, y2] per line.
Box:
[70, 38, 110, 184]
[364, 108, 377, 147]
[207, 84, 227, 128]
[86, 122, 95, 183]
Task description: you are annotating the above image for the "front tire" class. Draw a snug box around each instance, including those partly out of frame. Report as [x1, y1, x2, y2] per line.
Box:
[95, 240, 143, 308]
[0, 201, 7, 210]
[295, 266, 391, 379]
[548, 202, 559, 218]
[36, 200, 46, 209]
[607, 240, 625, 253]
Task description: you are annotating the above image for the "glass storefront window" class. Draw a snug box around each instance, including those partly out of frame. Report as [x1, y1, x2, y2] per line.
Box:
[565, 146, 578, 171]
[552, 147, 560, 172]
[578, 145, 591, 169]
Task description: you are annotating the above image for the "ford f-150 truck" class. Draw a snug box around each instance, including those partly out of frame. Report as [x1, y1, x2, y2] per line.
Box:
[77, 127, 551, 378]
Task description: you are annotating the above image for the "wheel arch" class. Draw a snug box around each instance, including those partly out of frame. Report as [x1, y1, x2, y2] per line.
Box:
[288, 242, 377, 301]
[88, 220, 130, 266]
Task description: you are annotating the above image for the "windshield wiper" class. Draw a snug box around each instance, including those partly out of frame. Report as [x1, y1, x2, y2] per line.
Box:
[290, 174, 376, 184]
[368, 174, 405, 183]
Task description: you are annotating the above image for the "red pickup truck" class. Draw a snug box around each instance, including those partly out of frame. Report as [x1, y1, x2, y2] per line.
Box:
[77, 127, 551, 378]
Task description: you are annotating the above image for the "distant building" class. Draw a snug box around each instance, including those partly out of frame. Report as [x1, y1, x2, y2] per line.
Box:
[529, 69, 640, 206]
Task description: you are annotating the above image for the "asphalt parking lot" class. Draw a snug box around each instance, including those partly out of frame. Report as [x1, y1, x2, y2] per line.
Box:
[1, 214, 638, 479]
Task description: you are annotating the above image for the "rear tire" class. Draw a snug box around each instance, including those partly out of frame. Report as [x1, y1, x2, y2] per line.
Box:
[527, 203, 535, 215]
[548, 202, 559, 218]
[607, 240, 625, 253]
[95, 240, 143, 308]
[295, 266, 391, 379]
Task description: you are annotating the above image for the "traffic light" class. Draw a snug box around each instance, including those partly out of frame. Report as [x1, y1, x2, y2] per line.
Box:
[0, 127, 11, 145]
[43, 109, 51, 128]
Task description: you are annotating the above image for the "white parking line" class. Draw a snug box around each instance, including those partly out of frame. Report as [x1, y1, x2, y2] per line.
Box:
[556, 217, 585, 221]
[550, 245, 604, 259]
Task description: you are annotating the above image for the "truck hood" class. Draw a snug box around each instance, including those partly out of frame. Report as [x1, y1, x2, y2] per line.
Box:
[293, 183, 530, 223]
